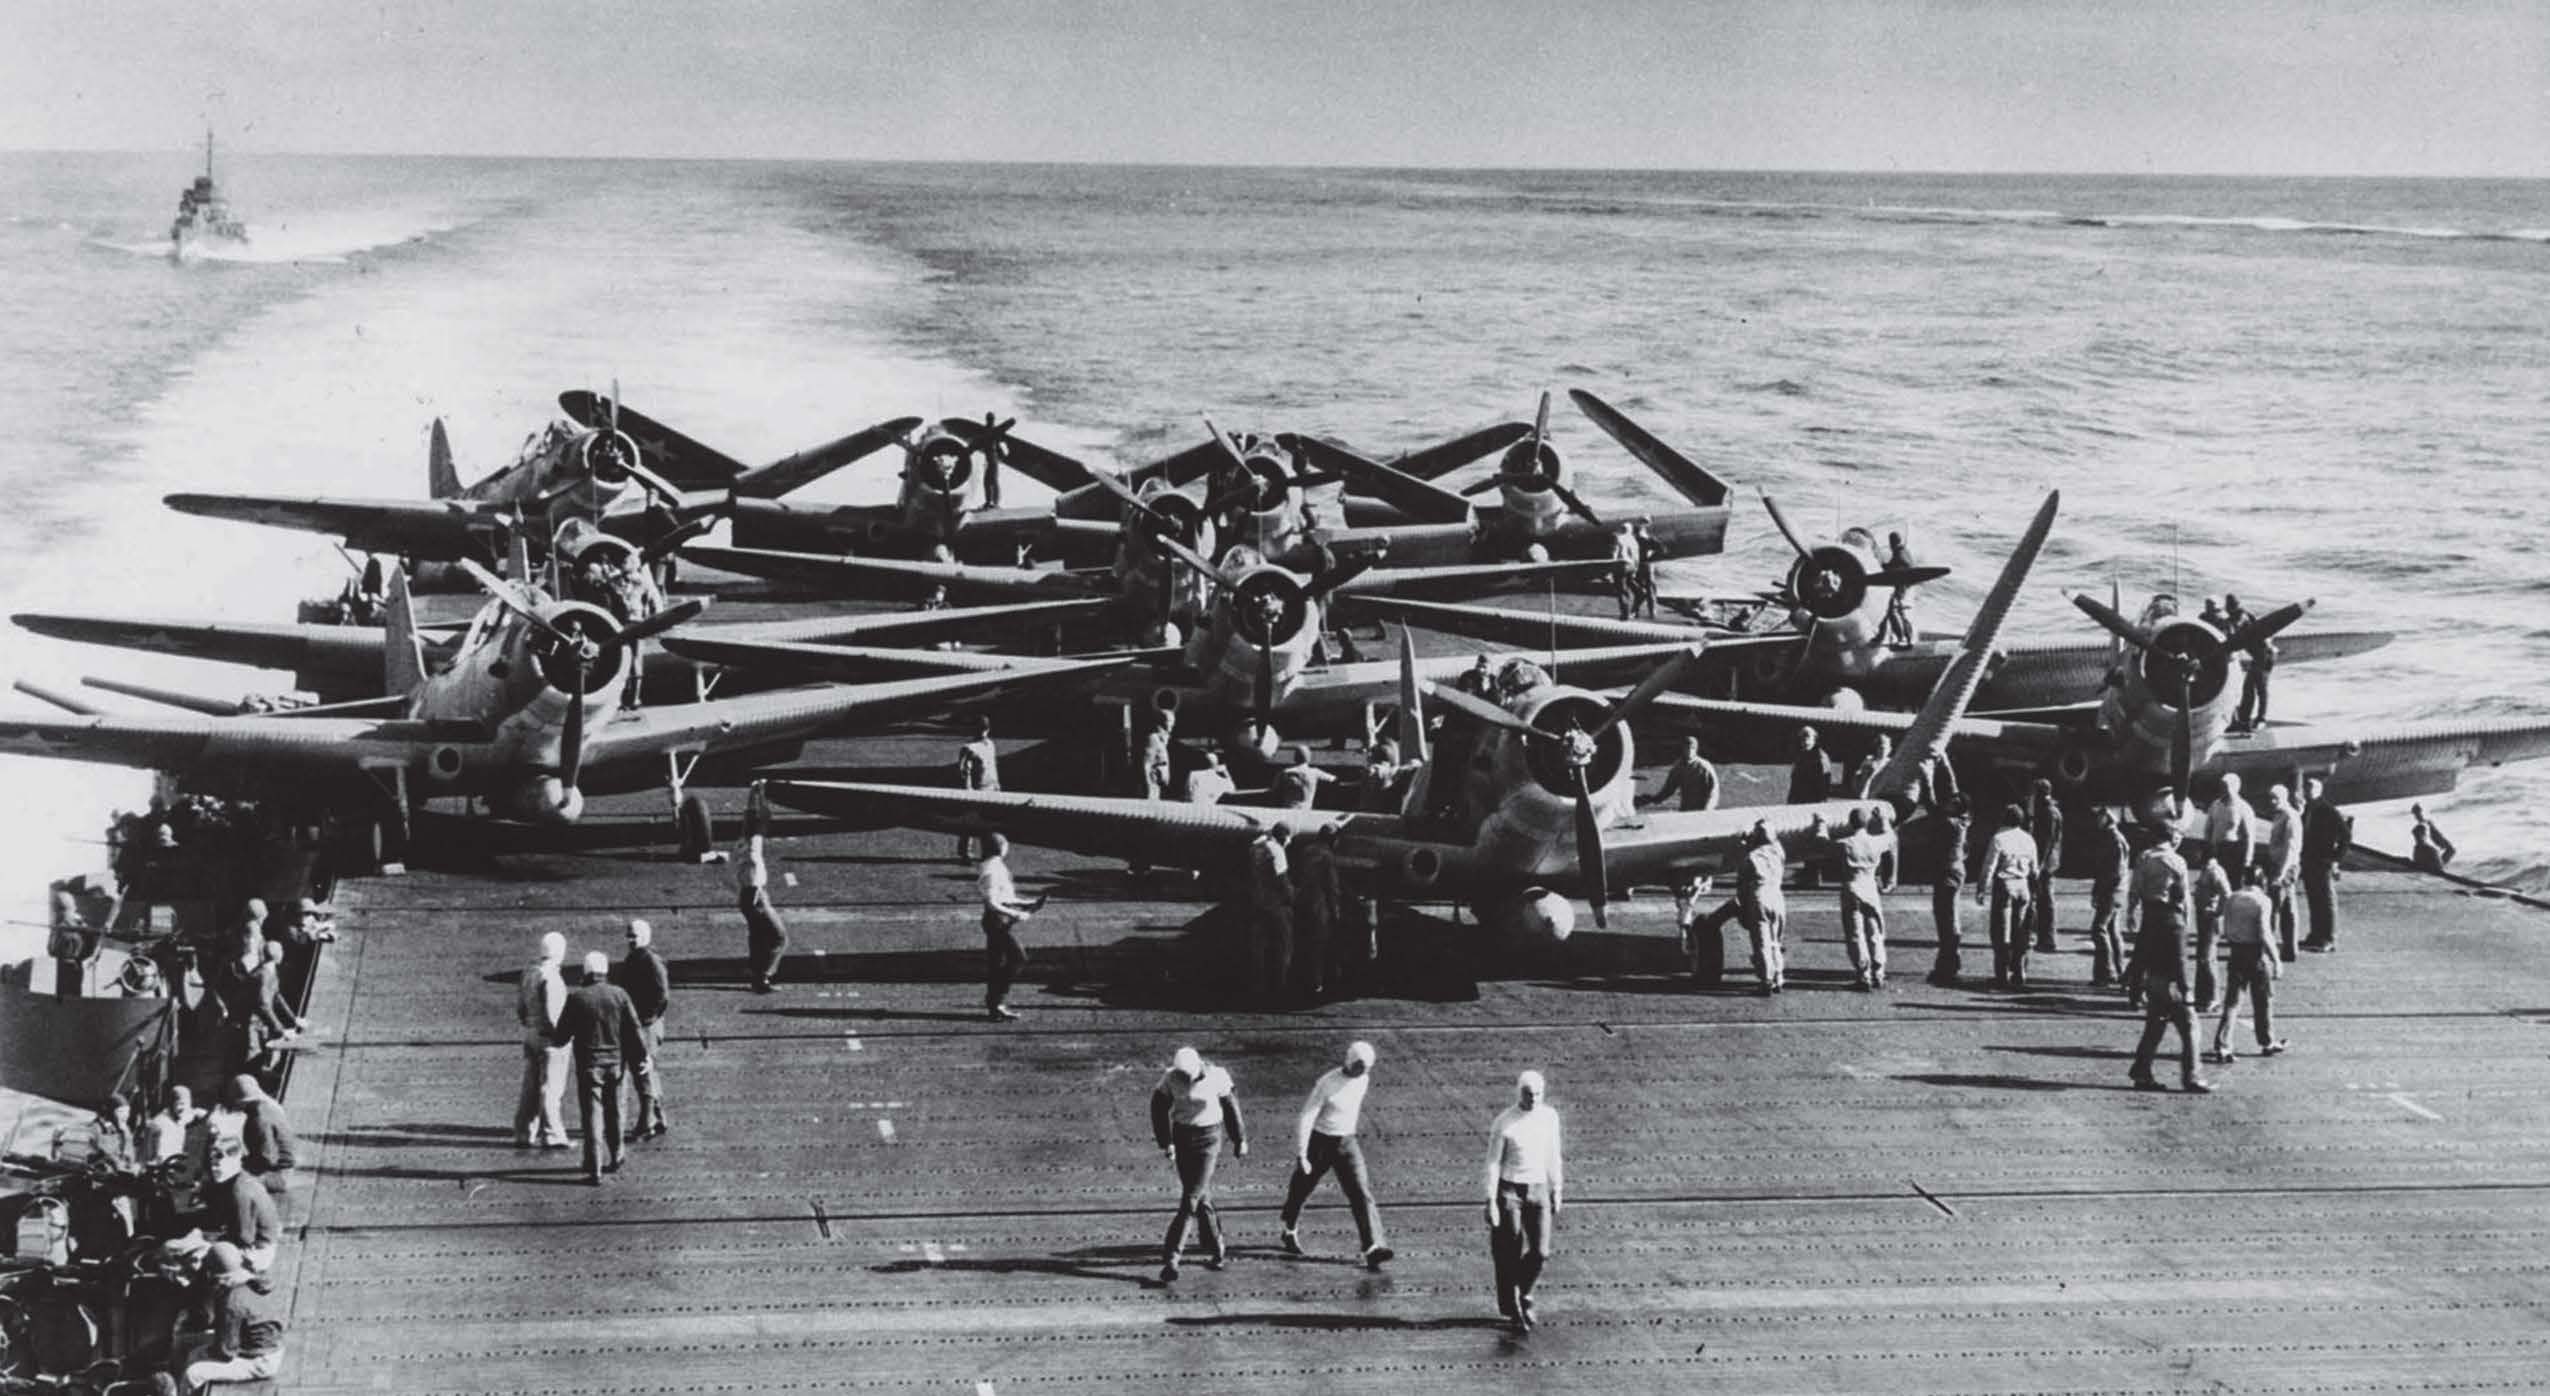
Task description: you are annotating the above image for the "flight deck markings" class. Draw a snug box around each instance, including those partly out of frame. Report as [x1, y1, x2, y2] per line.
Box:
[2385, 1092, 2444, 1121]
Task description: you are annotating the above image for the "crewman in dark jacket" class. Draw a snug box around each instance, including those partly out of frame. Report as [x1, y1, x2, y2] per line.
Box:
[226, 1075, 297, 1196]
[200, 1141, 279, 1274]
[615, 918, 672, 1139]
[170, 1241, 286, 1393]
[1930, 794, 1972, 986]
[2027, 779, 2065, 953]
[2125, 837, 2211, 1093]
[2298, 776, 2349, 952]
[1788, 728, 1834, 888]
[550, 951, 651, 1184]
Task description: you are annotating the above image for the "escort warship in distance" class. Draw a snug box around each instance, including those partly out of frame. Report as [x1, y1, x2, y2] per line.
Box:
[168, 130, 248, 261]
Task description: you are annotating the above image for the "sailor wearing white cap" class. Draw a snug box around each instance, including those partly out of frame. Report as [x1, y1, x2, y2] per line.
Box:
[1150, 1046, 1247, 1284]
[512, 931, 571, 1148]
[1277, 1041, 1392, 1268]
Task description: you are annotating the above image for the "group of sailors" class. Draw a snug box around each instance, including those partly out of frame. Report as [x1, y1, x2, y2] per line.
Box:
[1146, 1041, 1564, 1332]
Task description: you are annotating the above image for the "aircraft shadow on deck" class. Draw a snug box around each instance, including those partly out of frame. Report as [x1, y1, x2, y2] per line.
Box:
[869, 1242, 1162, 1288]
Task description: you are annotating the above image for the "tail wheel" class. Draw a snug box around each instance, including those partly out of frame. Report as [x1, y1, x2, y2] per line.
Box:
[677, 795, 715, 861]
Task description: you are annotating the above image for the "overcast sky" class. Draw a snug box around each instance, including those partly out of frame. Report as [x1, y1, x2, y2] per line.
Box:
[6, 0, 2544, 175]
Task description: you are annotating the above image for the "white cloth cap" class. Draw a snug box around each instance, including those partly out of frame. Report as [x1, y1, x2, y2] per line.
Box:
[627, 919, 653, 946]
[582, 950, 610, 977]
[1171, 1047, 1202, 1078]
[1346, 1041, 1376, 1068]
[1517, 1069, 1546, 1096]
[539, 932, 567, 963]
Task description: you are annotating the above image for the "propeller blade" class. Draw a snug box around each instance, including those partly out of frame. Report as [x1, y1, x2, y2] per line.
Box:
[1593, 645, 1704, 738]
[456, 559, 573, 646]
[602, 598, 708, 653]
[1549, 480, 1605, 530]
[621, 456, 690, 508]
[1395, 627, 1429, 765]
[607, 378, 620, 432]
[1202, 416, 1253, 474]
[1760, 491, 1814, 560]
[2070, 592, 2156, 650]
[1530, 389, 1552, 458]
[1865, 564, 1952, 591]
[1255, 639, 1275, 731]
[1571, 762, 1607, 929]
[561, 646, 588, 794]
[2172, 670, 2195, 800]
[1423, 680, 1555, 743]
[1459, 475, 1505, 497]
[2222, 599, 2313, 653]
[1086, 468, 1175, 530]
[1150, 531, 1231, 591]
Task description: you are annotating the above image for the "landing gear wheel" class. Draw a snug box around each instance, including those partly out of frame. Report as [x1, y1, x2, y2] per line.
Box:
[677, 794, 714, 862]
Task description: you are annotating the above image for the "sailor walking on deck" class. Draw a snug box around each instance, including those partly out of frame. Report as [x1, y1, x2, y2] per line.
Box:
[513, 932, 571, 1149]
[2027, 779, 2064, 954]
[1277, 1041, 1393, 1269]
[2126, 821, 2212, 1093]
[1979, 804, 2039, 988]
[2208, 879, 2288, 1065]
[738, 825, 789, 994]
[1152, 1047, 1247, 1284]
[978, 833, 1044, 1022]
[1485, 1069, 1563, 1331]
[617, 918, 671, 1139]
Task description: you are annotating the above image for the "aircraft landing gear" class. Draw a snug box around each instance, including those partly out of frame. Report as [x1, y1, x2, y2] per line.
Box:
[677, 794, 714, 862]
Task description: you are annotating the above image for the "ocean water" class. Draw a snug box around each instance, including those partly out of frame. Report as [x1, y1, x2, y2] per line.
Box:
[0, 155, 2544, 919]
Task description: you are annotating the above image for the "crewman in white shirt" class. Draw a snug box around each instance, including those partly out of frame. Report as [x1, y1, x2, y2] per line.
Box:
[1483, 1069, 1563, 1331]
[1277, 1041, 1392, 1268]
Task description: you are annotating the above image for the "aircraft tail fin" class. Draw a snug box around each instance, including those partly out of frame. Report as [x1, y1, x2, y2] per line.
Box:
[428, 419, 461, 499]
[1869, 490, 2060, 798]
[383, 564, 426, 696]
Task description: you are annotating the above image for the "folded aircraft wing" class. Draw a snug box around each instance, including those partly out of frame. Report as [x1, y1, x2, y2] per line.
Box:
[1338, 558, 1622, 600]
[1278, 642, 1704, 725]
[1333, 595, 1773, 651]
[1383, 421, 1533, 482]
[939, 420, 1099, 495]
[1602, 800, 1874, 888]
[557, 391, 743, 489]
[163, 493, 509, 562]
[732, 418, 926, 499]
[1289, 438, 1475, 524]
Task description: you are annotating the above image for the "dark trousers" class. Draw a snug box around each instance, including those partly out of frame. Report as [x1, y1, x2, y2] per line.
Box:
[983, 910, 1025, 1010]
[2239, 668, 2270, 727]
[632, 1020, 665, 1133]
[2029, 870, 2058, 950]
[2301, 859, 2337, 946]
[2214, 944, 2278, 1054]
[2269, 880, 2299, 961]
[1490, 1178, 1553, 1317]
[742, 888, 788, 990]
[1280, 1131, 1385, 1251]
[1989, 881, 2032, 984]
[2131, 980, 2200, 1084]
[1162, 1123, 1226, 1263]
[1931, 880, 1963, 980]
[2193, 912, 2220, 1010]
[2089, 883, 2124, 984]
[576, 1064, 625, 1180]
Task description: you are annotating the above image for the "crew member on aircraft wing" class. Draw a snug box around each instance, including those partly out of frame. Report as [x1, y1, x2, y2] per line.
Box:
[1880, 531, 1917, 645]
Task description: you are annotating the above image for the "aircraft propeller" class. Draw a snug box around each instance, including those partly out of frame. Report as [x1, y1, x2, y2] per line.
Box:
[2068, 592, 2313, 798]
[1460, 392, 1605, 530]
[1423, 645, 1702, 926]
[1199, 418, 1340, 519]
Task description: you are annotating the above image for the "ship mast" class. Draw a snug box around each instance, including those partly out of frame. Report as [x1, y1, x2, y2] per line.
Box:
[205, 128, 215, 180]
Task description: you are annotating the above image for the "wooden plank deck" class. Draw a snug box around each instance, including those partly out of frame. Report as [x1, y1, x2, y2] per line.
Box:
[263, 765, 2550, 1393]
